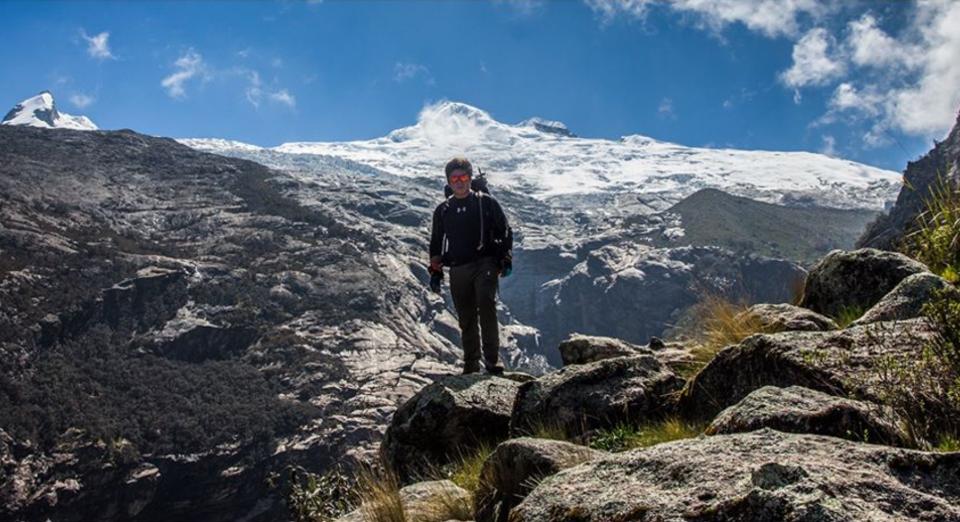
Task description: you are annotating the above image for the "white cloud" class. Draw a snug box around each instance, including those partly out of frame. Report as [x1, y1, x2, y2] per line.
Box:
[863, 123, 892, 149]
[585, 0, 829, 37]
[269, 89, 296, 108]
[161, 49, 206, 98]
[885, 1, 960, 136]
[819, 134, 837, 157]
[242, 69, 295, 109]
[245, 70, 263, 107]
[828, 82, 883, 117]
[780, 28, 845, 89]
[69, 93, 95, 109]
[495, 0, 545, 16]
[658, 97, 675, 118]
[394, 62, 435, 85]
[846, 13, 916, 69]
[81, 30, 114, 60]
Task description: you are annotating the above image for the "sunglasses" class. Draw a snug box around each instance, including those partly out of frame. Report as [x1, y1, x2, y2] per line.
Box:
[449, 173, 471, 183]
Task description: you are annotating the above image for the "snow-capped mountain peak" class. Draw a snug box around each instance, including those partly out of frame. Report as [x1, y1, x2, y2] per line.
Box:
[2, 91, 98, 131]
[188, 99, 902, 211]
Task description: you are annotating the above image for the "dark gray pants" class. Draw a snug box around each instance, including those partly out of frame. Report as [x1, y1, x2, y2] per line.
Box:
[449, 257, 500, 372]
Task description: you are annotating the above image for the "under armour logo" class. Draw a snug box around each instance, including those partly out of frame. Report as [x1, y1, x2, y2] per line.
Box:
[456, 207, 466, 213]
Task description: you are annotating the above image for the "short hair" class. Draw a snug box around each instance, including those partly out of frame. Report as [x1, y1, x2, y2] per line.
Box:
[445, 157, 473, 178]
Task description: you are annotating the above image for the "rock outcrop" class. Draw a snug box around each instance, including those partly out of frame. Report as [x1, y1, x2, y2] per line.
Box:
[557, 334, 647, 366]
[474, 437, 604, 522]
[510, 355, 684, 437]
[380, 375, 522, 482]
[737, 303, 838, 332]
[860, 108, 960, 249]
[510, 429, 960, 521]
[799, 248, 928, 318]
[705, 385, 908, 446]
[679, 319, 934, 422]
[851, 272, 958, 326]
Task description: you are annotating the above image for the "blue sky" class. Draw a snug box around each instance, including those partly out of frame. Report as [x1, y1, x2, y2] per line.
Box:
[2, 0, 959, 172]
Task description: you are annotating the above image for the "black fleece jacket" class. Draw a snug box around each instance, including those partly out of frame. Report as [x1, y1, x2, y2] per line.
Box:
[429, 191, 512, 267]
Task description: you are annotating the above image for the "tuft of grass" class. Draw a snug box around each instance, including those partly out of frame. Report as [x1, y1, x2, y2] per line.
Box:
[588, 417, 704, 452]
[355, 466, 406, 522]
[444, 443, 493, 496]
[936, 435, 960, 453]
[834, 305, 866, 328]
[904, 172, 960, 283]
[527, 420, 574, 443]
[679, 294, 772, 379]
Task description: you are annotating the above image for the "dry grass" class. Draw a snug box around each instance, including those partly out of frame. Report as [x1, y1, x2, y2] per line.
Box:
[355, 466, 406, 522]
[679, 294, 771, 379]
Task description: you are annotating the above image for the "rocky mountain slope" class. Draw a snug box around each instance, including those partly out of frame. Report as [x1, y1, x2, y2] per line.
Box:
[0, 125, 468, 521]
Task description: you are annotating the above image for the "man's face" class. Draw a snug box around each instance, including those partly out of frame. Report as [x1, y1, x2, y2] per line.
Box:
[448, 169, 471, 198]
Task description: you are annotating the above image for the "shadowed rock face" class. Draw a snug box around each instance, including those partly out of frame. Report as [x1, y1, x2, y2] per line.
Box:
[474, 437, 604, 522]
[380, 375, 523, 483]
[852, 272, 958, 326]
[706, 385, 909, 446]
[510, 429, 960, 521]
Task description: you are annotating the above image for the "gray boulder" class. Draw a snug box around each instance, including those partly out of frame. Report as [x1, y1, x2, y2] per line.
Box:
[851, 272, 959, 326]
[509, 429, 960, 521]
[557, 334, 648, 366]
[510, 355, 684, 438]
[679, 319, 934, 422]
[380, 374, 523, 482]
[706, 385, 909, 446]
[474, 437, 605, 522]
[336, 480, 471, 522]
[799, 248, 928, 318]
[738, 303, 838, 332]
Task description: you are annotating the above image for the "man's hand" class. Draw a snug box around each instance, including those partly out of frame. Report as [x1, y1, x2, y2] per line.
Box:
[429, 271, 443, 294]
[499, 254, 512, 278]
[428, 258, 443, 294]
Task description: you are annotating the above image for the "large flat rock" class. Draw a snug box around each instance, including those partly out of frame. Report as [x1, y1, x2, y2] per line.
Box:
[510, 429, 960, 521]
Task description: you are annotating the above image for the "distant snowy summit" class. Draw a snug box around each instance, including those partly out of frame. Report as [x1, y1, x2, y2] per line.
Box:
[2, 91, 98, 131]
[184, 101, 902, 211]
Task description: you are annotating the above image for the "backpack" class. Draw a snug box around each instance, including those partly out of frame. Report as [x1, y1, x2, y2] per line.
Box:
[444, 168, 490, 198]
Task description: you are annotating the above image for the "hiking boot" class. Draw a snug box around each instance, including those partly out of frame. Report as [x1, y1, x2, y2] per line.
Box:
[462, 363, 481, 375]
[485, 365, 504, 376]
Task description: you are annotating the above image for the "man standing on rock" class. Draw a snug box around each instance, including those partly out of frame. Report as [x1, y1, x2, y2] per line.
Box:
[429, 157, 513, 375]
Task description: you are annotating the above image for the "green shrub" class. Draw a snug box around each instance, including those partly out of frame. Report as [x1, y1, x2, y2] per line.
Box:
[443, 443, 493, 496]
[904, 173, 960, 283]
[871, 288, 960, 448]
[834, 304, 866, 328]
[589, 417, 703, 452]
[282, 466, 357, 522]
